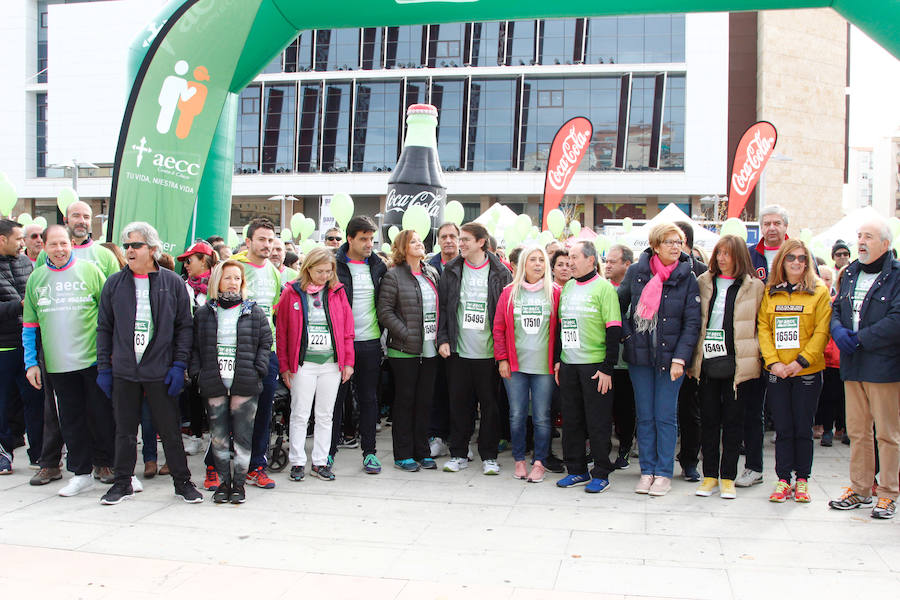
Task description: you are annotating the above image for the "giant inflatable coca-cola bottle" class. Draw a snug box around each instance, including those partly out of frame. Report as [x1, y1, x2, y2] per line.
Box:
[384, 104, 446, 248]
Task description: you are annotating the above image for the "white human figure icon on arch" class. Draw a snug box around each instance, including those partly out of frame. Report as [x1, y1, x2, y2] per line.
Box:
[156, 60, 197, 135]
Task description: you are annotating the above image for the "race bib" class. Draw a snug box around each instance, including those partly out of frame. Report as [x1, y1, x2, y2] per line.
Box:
[424, 312, 437, 341]
[703, 329, 727, 359]
[217, 344, 236, 381]
[520, 305, 543, 334]
[561, 318, 580, 349]
[308, 324, 332, 353]
[134, 320, 150, 357]
[774, 316, 800, 350]
[462, 301, 486, 330]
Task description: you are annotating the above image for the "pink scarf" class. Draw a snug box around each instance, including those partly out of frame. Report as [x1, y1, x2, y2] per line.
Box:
[634, 254, 678, 332]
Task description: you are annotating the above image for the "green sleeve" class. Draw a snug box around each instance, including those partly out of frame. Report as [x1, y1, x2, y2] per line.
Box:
[23, 274, 38, 325]
[36, 250, 47, 266]
[600, 281, 622, 325]
[273, 264, 282, 305]
[90, 263, 107, 303]
[98, 246, 120, 277]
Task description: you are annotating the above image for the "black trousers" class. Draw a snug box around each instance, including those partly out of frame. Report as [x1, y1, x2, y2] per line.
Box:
[612, 369, 635, 456]
[677, 374, 701, 469]
[48, 367, 115, 476]
[112, 378, 191, 485]
[815, 367, 844, 432]
[699, 375, 749, 480]
[390, 356, 437, 461]
[742, 374, 767, 472]
[767, 371, 823, 482]
[331, 339, 381, 456]
[447, 355, 499, 461]
[428, 356, 451, 439]
[559, 363, 615, 479]
[38, 359, 65, 469]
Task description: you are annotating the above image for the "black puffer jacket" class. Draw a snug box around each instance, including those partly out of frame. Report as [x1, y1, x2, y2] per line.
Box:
[0, 253, 32, 348]
[190, 299, 272, 397]
[437, 252, 511, 351]
[378, 262, 440, 355]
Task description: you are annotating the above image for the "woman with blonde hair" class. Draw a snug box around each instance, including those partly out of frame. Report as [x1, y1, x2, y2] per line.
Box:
[190, 259, 272, 504]
[377, 229, 441, 471]
[275, 247, 355, 482]
[687, 235, 764, 499]
[619, 223, 701, 496]
[757, 239, 831, 503]
[493, 245, 560, 482]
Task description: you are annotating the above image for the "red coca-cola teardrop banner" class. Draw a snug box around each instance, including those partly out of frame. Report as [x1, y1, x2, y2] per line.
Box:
[727, 121, 778, 219]
[542, 116, 593, 229]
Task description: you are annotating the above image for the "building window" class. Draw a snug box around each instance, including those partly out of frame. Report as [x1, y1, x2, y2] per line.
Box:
[537, 90, 564, 108]
[297, 82, 322, 172]
[428, 23, 465, 67]
[585, 14, 685, 64]
[467, 78, 516, 171]
[234, 86, 260, 174]
[505, 20, 537, 66]
[361, 27, 384, 70]
[385, 26, 426, 69]
[540, 18, 579, 65]
[36, 93, 48, 177]
[262, 84, 296, 173]
[284, 31, 314, 72]
[315, 29, 359, 71]
[352, 80, 401, 172]
[432, 79, 465, 171]
[626, 76, 655, 169]
[659, 74, 685, 170]
[470, 22, 504, 66]
[321, 82, 352, 172]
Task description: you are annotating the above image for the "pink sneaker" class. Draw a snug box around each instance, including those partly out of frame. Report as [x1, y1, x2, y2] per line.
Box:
[513, 460, 528, 480]
[526, 461, 546, 483]
[649, 476, 672, 496]
[635, 474, 654, 494]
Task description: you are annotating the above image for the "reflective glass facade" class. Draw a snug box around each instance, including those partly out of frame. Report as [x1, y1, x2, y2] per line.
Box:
[233, 17, 686, 175]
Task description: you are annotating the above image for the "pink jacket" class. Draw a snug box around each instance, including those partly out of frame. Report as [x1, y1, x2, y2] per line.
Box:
[275, 281, 355, 374]
[493, 283, 561, 372]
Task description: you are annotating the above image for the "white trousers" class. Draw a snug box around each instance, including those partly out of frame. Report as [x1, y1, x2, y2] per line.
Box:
[288, 361, 341, 467]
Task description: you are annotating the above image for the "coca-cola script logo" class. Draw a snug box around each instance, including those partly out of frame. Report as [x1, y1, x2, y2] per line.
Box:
[385, 186, 446, 218]
[727, 121, 777, 219]
[542, 116, 593, 229]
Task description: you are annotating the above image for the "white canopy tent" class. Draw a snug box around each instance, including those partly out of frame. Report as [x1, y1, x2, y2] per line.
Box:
[613, 203, 721, 253]
[811, 206, 883, 253]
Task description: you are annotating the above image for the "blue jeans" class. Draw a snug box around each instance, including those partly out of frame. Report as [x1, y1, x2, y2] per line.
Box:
[503, 371, 554, 462]
[249, 351, 279, 470]
[0, 347, 44, 463]
[630, 364, 684, 478]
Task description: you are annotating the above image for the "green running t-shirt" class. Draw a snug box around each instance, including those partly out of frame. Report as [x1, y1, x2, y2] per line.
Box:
[558, 274, 621, 365]
[39, 239, 119, 278]
[456, 259, 493, 359]
[512, 287, 552, 375]
[348, 260, 380, 342]
[305, 291, 335, 364]
[243, 260, 281, 349]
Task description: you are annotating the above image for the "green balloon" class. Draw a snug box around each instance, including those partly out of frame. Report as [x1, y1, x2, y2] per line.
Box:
[33, 216, 48, 229]
[546, 209, 565, 237]
[101, 220, 108, 238]
[569, 220, 581, 237]
[0, 171, 8, 182]
[0, 180, 17, 216]
[388, 225, 400, 243]
[280, 228, 293, 241]
[622, 217, 633, 233]
[800, 228, 813, 245]
[595, 234, 611, 253]
[381, 242, 391, 254]
[17, 213, 33, 226]
[330, 192, 354, 228]
[300, 238, 317, 254]
[227, 228, 240, 248]
[290, 212, 305, 234]
[299, 217, 316, 240]
[719, 218, 747, 241]
[402, 204, 431, 239]
[514, 213, 532, 237]
[445, 200, 465, 226]
[242, 223, 250, 240]
[539, 230, 554, 245]
[433, 244, 441, 254]
[57, 187, 78, 215]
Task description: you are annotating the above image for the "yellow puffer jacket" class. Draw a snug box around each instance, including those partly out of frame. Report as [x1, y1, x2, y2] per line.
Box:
[757, 280, 831, 375]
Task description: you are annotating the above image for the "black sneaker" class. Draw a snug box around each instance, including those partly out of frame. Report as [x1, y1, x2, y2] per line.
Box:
[543, 452, 565, 474]
[100, 482, 135, 505]
[614, 454, 630, 470]
[175, 480, 204, 504]
[682, 466, 702, 482]
[213, 482, 231, 504]
[338, 436, 360, 449]
[290, 465, 305, 481]
[230, 483, 246, 504]
[871, 498, 896, 519]
[828, 488, 873, 510]
[311, 464, 335, 481]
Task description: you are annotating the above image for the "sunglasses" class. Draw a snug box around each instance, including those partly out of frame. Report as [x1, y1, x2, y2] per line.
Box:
[326, 236, 342, 242]
[834, 251, 850, 257]
[312, 292, 322, 308]
[784, 253, 808, 264]
[123, 242, 148, 250]
[28, 233, 41, 239]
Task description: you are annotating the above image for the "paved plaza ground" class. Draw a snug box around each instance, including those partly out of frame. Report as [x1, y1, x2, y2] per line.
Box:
[1, 430, 898, 599]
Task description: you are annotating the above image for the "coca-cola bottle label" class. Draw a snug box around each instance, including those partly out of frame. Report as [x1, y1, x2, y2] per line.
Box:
[384, 183, 446, 247]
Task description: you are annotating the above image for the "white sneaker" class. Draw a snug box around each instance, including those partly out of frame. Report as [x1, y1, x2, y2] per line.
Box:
[131, 475, 143, 493]
[59, 474, 94, 497]
[467, 444, 474, 460]
[482, 459, 500, 475]
[429, 437, 449, 458]
[443, 457, 468, 472]
[734, 468, 763, 488]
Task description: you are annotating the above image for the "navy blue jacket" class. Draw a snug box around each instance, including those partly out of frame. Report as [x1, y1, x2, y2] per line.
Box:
[830, 255, 900, 383]
[618, 248, 701, 371]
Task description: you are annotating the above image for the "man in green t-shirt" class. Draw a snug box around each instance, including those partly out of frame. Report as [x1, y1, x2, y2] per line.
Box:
[23, 225, 115, 497]
[37, 201, 119, 278]
[555, 241, 622, 493]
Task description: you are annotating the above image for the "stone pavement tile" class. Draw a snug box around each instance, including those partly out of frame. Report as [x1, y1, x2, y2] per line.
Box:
[556, 557, 731, 599]
[2, 493, 170, 524]
[0, 489, 49, 514]
[782, 512, 900, 543]
[511, 589, 628, 600]
[504, 505, 646, 533]
[388, 547, 562, 588]
[517, 481, 648, 513]
[278, 573, 406, 600]
[0, 515, 118, 550]
[416, 522, 572, 555]
[726, 566, 900, 600]
[646, 513, 791, 540]
[566, 531, 725, 567]
[719, 538, 891, 572]
[873, 544, 900, 571]
[395, 580, 517, 600]
[0, 577, 111, 599]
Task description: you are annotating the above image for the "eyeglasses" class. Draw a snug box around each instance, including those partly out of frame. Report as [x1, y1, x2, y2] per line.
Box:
[784, 253, 808, 264]
[28, 233, 41, 239]
[122, 242, 148, 250]
[660, 239, 683, 247]
[326, 236, 342, 242]
[834, 251, 850, 258]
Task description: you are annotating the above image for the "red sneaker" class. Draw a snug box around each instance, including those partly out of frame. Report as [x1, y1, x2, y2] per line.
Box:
[246, 466, 276, 489]
[203, 465, 220, 491]
[794, 478, 811, 503]
[769, 479, 792, 503]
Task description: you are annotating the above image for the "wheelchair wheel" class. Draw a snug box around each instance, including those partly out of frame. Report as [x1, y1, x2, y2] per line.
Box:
[267, 437, 289, 472]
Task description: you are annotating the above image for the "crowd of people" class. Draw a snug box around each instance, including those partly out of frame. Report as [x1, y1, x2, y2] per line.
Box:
[0, 201, 897, 519]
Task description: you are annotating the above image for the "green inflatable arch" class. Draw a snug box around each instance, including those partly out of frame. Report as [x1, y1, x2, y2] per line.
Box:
[108, 0, 900, 254]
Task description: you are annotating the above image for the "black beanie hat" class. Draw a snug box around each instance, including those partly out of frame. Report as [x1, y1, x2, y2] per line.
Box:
[831, 239, 850, 257]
